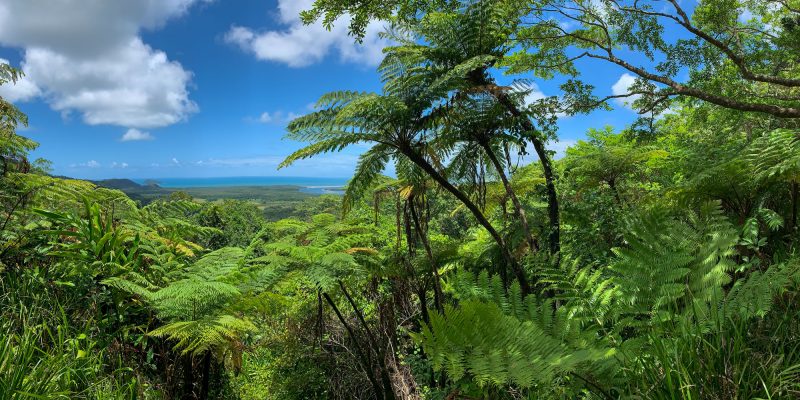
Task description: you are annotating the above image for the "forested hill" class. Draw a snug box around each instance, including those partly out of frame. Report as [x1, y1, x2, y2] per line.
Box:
[83, 178, 322, 217]
[2, 1, 800, 400]
[91, 178, 158, 190]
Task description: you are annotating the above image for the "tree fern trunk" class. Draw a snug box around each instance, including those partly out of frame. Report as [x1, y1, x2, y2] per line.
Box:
[417, 285, 430, 326]
[480, 140, 539, 254]
[199, 351, 211, 400]
[182, 354, 195, 400]
[402, 147, 516, 289]
[466, 71, 561, 255]
[608, 178, 623, 206]
[482, 80, 561, 259]
[338, 281, 397, 400]
[792, 180, 798, 229]
[323, 291, 385, 400]
[408, 198, 444, 314]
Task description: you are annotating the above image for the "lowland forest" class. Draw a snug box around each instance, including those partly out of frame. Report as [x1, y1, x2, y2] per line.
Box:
[2, 1, 800, 399]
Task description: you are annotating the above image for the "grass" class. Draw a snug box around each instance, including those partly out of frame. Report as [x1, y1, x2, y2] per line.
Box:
[623, 294, 800, 399]
[0, 271, 158, 399]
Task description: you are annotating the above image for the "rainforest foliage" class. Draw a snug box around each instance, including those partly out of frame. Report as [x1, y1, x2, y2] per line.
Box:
[2, 0, 800, 399]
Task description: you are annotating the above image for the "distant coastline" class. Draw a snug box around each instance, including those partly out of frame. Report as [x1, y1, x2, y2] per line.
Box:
[86, 176, 347, 204]
[132, 176, 349, 189]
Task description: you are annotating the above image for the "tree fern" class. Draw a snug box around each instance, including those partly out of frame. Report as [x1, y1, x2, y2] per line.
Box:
[414, 299, 612, 389]
[745, 129, 800, 183]
[418, 203, 797, 393]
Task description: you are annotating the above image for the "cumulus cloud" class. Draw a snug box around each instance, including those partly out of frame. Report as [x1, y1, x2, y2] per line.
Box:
[0, 0, 202, 129]
[519, 139, 577, 162]
[611, 73, 641, 108]
[523, 83, 547, 105]
[121, 128, 154, 141]
[225, 0, 389, 67]
[0, 58, 41, 102]
[550, 139, 578, 160]
[111, 162, 129, 168]
[258, 112, 273, 123]
[194, 153, 359, 174]
[70, 160, 101, 168]
[203, 155, 284, 167]
[255, 110, 303, 124]
[516, 82, 570, 118]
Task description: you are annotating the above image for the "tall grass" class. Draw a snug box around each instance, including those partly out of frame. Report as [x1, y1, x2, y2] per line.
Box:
[0, 270, 153, 399]
[624, 293, 800, 399]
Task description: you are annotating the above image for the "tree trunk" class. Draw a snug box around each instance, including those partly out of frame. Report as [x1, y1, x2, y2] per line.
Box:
[480, 141, 539, 253]
[608, 179, 623, 206]
[402, 202, 431, 325]
[466, 71, 560, 255]
[416, 286, 430, 326]
[402, 147, 528, 293]
[323, 291, 385, 400]
[483, 82, 561, 259]
[792, 180, 798, 229]
[199, 351, 212, 400]
[182, 354, 195, 400]
[338, 281, 397, 400]
[408, 198, 445, 314]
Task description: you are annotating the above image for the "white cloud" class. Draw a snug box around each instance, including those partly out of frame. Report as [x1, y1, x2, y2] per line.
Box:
[258, 112, 272, 123]
[71, 160, 100, 168]
[517, 82, 569, 118]
[550, 139, 577, 160]
[0, 1, 202, 129]
[203, 156, 284, 167]
[519, 138, 577, 164]
[254, 110, 303, 124]
[0, 58, 40, 102]
[523, 83, 547, 105]
[121, 128, 154, 141]
[193, 153, 359, 174]
[171, 157, 181, 165]
[611, 73, 640, 108]
[225, 0, 389, 67]
[0, 1, 205, 56]
[111, 161, 129, 168]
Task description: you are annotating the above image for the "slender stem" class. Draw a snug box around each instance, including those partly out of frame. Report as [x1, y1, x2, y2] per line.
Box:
[199, 351, 212, 400]
[182, 354, 195, 400]
[409, 198, 444, 314]
[570, 372, 614, 400]
[494, 92, 561, 259]
[480, 140, 539, 253]
[402, 147, 513, 287]
[338, 281, 397, 400]
[792, 180, 798, 229]
[323, 291, 385, 400]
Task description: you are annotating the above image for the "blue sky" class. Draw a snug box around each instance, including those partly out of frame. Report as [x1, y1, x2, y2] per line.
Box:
[0, 0, 664, 180]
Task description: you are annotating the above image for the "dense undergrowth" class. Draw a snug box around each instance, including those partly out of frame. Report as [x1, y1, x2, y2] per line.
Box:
[3, 0, 800, 398]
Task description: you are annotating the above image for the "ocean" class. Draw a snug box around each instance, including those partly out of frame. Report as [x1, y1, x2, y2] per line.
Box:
[133, 176, 348, 195]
